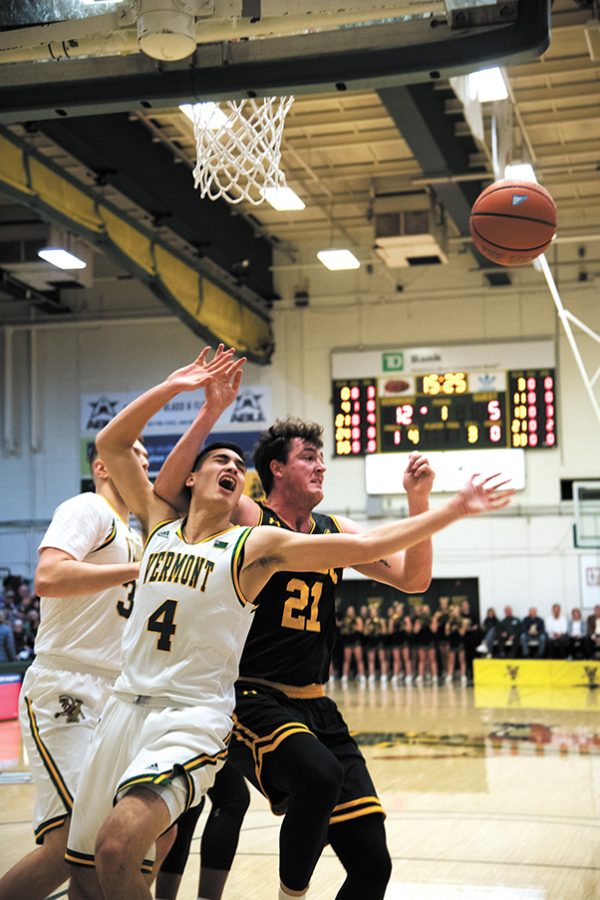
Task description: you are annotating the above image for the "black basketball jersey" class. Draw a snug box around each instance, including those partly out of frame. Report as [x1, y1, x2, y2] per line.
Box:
[238, 503, 344, 685]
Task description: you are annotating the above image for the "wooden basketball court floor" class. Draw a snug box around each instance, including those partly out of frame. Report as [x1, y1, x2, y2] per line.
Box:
[1, 681, 599, 899]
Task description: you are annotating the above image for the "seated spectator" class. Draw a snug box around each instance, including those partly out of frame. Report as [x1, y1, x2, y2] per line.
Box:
[520, 607, 547, 658]
[11, 618, 34, 661]
[0, 611, 16, 662]
[476, 607, 499, 655]
[567, 608, 586, 659]
[586, 605, 600, 658]
[493, 605, 522, 657]
[545, 603, 568, 658]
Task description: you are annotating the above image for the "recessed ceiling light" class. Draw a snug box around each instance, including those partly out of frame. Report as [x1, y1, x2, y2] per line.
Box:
[38, 248, 87, 270]
[471, 67, 509, 102]
[262, 186, 305, 211]
[179, 102, 228, 130]
[317, 249, 360, 271]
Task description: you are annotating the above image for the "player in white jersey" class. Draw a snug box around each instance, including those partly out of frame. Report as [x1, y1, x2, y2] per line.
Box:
[65, 348, 513, 900]
[0, 440, 147, 900]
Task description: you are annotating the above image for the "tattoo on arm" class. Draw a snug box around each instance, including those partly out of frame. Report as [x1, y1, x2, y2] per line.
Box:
[378, 558, 391, 569]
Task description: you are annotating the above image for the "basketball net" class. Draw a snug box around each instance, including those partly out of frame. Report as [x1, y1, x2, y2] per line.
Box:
[191, 96, 294, 206]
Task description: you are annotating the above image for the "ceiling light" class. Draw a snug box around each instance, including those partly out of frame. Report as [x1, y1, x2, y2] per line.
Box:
[317, 249, 360, 271]
[38, 248, 87, 270]
[504, 163, 538, 182]
[262, 186, 305, 211]
[471, 67, 509, 102]
[180, 102, 228, 130]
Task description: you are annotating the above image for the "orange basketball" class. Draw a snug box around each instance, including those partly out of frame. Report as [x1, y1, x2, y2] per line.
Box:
[469, 179, 557, 267]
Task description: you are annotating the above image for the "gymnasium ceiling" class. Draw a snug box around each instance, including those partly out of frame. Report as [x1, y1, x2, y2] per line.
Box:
[0, 0, 598, 357]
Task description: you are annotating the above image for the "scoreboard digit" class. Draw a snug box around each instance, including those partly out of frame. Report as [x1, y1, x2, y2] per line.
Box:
[379, 388, 506, 451]
[508, 369, 556, 448]
[332, 378, 377, 456]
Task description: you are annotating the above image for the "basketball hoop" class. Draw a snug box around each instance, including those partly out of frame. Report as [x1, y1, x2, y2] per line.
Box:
[191, 96, 294, 206]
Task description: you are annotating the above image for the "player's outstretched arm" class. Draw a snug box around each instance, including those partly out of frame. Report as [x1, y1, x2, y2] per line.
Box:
[336, 452, 434, 592]
[154, 345, 247, 515]
[97, 349, 242, 530]
[35, 548, 139, 598]
[240, 475, 513, 601]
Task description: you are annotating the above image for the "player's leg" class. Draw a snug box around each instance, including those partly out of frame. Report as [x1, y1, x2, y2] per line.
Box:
[1, 665, 110, 900]
[260, 732, 343, 895]
[328, 814, 391, 900]
[198, 763, 250, 899]
[95, 786, 171, 899]
[155, 802, 204, 899]
[0, 822, 70, 900]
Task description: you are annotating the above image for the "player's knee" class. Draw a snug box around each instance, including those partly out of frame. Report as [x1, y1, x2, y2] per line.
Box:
[95, 828, 130, 878]
[345, 821, 391, 889]
[219, 780, 250, 820]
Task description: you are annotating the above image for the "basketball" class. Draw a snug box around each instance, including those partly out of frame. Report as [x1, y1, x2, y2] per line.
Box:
[469, 179, 557, 266]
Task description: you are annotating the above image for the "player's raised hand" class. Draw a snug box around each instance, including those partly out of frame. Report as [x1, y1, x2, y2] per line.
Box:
[164, 345, 237, 393]
[456, 474, 514, 516]
[403, 452, 435, 498]
[205, 349, 247, 413]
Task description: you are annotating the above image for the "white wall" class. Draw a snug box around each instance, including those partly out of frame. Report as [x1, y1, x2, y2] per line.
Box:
[1, 255, 599, 618]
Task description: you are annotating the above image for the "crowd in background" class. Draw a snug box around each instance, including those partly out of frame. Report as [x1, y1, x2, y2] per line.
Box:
[3, 573, 600, 677]
[333, 598, 600, 687]
[0, 575, 40, 662]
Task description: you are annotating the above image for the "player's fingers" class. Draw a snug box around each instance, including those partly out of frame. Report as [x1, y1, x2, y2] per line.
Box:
[195, 346, 211, 365]
[481, 472, 502, 486]
[208, 348, 236, 370]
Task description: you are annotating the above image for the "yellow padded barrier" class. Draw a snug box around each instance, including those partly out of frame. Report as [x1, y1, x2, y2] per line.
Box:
[474, 657, 600, 688]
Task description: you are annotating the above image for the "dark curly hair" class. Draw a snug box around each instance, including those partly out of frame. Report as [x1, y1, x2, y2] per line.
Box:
[253, 418, 323, 495]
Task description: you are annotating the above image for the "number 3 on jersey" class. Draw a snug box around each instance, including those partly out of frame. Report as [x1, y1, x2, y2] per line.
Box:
[281, 578, 322, 632]
[148, 598, 178, 651]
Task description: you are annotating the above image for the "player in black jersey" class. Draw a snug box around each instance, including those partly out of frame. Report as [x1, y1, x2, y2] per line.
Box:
[154, 358, 510, 900]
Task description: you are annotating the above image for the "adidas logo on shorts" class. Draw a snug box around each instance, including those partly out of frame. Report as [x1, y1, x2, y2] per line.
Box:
[146, 762, 160, 771]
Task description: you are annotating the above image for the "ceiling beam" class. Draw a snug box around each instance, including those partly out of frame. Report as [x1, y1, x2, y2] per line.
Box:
[0, 1, 551, 123]
[37, 114, 276, 301]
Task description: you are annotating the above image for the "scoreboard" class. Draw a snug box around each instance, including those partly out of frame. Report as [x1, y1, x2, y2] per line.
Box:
[332, 341, 557, 456]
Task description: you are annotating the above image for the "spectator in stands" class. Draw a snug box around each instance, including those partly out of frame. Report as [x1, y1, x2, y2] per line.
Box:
[545, 603, 569, 658]
[520, 607, 547, 658]
[11, 618, 28, 657]
[587, 605, 600, 658]
[567, 608, 586, 659]
[0, 611, 16, 662]
[1, 589, 19, 625]
[494, 605, 522, 657]
[476, 607, 499, 656]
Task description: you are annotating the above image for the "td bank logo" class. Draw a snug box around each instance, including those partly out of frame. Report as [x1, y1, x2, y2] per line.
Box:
[382, 352, 404, 372]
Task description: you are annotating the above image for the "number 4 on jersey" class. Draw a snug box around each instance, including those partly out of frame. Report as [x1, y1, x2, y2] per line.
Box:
[148, 598, 178, 651]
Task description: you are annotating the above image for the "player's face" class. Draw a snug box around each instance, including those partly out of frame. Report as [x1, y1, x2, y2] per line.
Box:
[133, 440, 149, 475]
[278, 438, 326, 504]
[189, 448, 246, 510]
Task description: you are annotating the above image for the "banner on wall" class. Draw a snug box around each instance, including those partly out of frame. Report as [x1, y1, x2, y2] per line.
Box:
[80, 386, 271, 492]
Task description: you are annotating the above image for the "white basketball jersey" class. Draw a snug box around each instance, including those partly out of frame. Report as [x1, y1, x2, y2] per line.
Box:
[114, 520, 256, 713]
[36, 492, 143, 676]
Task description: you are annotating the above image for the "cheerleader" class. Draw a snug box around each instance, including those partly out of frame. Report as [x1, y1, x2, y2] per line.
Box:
[339, 605, 366, 684]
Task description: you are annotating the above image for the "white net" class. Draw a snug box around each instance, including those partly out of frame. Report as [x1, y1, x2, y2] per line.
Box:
[191, 96, 294, 206]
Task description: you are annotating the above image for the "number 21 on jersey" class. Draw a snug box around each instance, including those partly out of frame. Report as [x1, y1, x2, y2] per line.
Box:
[281, 578, 322, 633]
